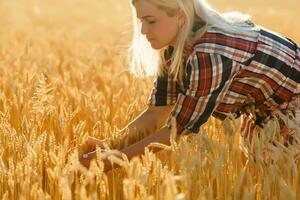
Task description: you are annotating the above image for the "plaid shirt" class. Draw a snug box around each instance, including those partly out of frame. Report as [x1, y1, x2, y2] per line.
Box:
[148, 26, 300, 134]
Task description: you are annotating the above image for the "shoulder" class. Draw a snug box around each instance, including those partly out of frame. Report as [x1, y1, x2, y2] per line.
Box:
[190, 26, 259, 63]
[258, 27, 297, 49]
[256, 27, 298, 60]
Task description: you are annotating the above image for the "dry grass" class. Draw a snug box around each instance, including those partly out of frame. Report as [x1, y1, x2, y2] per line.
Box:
[0, 0, 299, 199]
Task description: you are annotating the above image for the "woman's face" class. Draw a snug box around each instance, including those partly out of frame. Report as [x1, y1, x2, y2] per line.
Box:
[134, 0, 180, 49]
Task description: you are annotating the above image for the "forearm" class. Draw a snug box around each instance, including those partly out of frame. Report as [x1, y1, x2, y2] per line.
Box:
[79, 106, 173, 168]
[80, 126, 172, 170]
[120, 109, 157, 135]
[120, 126, 171, 160]
[118, 106, 173, 139]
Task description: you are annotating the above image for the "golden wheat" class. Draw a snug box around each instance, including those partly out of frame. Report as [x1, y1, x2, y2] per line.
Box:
[0, 0, 299, 199]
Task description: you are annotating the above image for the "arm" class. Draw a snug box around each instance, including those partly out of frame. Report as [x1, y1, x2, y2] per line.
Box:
[80, 65, 180, 168]
[79, 105, 173, 168]
[120, 126, 172, 160]
[80, 126, 173, 171]
[81, 105, 173, 150]
[118, 105, 174, 138]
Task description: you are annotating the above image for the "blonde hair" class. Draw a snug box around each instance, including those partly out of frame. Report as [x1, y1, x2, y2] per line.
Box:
[129, 0, 255, 81]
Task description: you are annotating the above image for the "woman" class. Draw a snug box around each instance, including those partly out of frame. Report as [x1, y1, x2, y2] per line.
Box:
[79, 0, 300, 170]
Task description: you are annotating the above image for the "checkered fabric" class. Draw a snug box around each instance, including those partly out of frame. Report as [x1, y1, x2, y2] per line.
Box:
[148, 26, 300, 135]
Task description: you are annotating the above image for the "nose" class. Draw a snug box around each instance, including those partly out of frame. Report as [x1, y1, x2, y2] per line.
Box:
[140, 22, 148, 35]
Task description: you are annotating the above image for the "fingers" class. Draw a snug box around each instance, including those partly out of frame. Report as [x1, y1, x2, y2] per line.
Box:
[79, 151, 113, 172]
[68, 136, 113, 170]
[79, 151, 95, 168]
[82, 151, 96, 159]
[81, 137, 101, 153]
[84, 138, 96, 152]
[69, 137, 101, 152]
[87, 136, 109, 149]
[79, 156, 91, 168]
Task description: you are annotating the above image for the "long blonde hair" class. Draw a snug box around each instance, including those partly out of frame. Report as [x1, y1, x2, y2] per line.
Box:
[129, 0, 254, 81]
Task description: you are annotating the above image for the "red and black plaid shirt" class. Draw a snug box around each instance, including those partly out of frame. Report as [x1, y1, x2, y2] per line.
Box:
[148, 26, 300, 134]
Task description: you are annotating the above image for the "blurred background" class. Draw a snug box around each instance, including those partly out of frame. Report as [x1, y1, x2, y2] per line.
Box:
[1, 0, 299, 44]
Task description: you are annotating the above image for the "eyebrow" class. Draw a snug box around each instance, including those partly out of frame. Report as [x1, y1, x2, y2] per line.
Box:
[137, 15, 155, 19]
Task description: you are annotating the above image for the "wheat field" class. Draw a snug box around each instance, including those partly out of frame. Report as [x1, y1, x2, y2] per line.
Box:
[0, 0, 299, 199]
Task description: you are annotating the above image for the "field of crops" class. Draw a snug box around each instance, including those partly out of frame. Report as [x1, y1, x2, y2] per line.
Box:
[0, 0, 299, 199]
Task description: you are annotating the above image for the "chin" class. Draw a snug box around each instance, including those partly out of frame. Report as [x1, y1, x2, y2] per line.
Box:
[151, 45, 161, 50]
[150, 42, 167, 50]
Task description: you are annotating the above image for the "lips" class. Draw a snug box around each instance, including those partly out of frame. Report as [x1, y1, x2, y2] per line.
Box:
[147, 37, 154, 41]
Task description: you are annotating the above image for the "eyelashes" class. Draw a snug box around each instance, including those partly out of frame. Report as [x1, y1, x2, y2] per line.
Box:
[148, 20, 156, 24]
[137, 18, 157, 25]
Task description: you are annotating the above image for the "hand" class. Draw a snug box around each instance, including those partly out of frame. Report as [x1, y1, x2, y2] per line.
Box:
[79, 151, 96, 168]
[80, 136, 111, 154]
[79, 151, 113, 172]
[77, 136, 110, 167]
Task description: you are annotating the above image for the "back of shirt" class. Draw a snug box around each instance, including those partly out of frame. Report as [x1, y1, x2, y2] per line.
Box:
[213, 26, 300, 118]
[148, 24, 300, 134]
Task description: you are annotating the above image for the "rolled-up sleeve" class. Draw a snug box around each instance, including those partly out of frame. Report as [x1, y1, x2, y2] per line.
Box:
[147, 73, 178, 106]
[167, 52, 234, 134]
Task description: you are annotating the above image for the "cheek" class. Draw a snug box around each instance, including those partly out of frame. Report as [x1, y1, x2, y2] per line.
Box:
[158, 23, 177, 38]
[164, 19, 179, 36]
